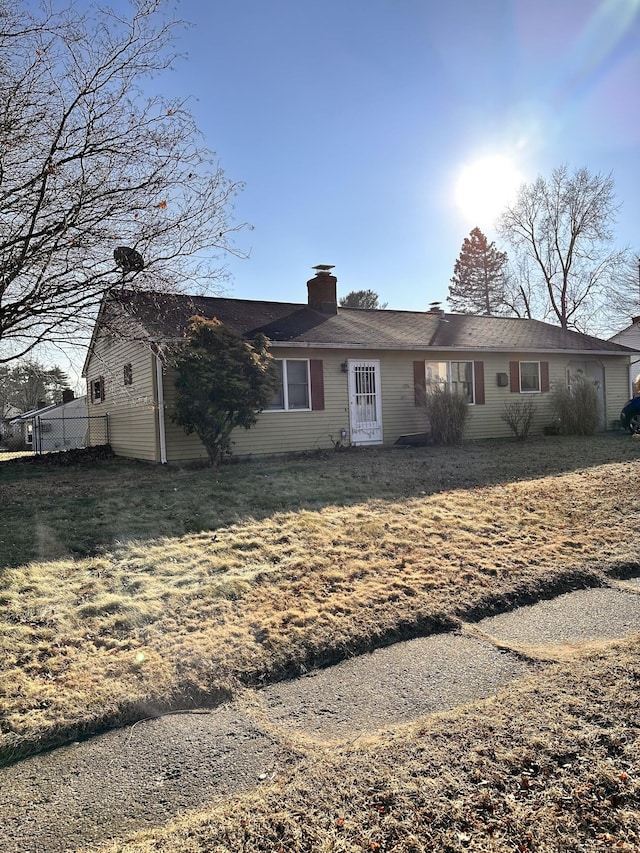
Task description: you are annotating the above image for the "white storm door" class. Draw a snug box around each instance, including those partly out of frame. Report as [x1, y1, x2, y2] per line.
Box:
[348, 360, 383, 445]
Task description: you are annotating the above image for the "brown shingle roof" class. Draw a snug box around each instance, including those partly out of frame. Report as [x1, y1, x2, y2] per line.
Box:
[108, 290, 635, 355]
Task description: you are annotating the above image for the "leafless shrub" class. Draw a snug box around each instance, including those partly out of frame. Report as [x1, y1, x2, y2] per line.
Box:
[501, 398, 537, 440]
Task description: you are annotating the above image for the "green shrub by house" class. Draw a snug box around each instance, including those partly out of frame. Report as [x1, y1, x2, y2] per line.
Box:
[172, 316, 277, 466]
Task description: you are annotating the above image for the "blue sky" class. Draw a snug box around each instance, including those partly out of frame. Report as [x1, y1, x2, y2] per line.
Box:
[146, 0, 640, 311]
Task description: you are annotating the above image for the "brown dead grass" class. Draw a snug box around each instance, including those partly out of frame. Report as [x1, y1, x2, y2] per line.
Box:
[2, 436, 640, 851]
[99, 637, 640, 853]
[1, 436, 639, 766]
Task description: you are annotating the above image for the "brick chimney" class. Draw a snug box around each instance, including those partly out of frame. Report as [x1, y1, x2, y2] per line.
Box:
[307, 265, 337, 315]
[62, 389, 75, 403]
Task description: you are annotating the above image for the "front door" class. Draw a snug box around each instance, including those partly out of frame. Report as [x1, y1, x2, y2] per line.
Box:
[348, 360, 383, 445]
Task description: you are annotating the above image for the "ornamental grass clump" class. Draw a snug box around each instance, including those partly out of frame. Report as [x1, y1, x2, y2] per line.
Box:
[549, 372, 601, 436]
[423, 386, 469, 445]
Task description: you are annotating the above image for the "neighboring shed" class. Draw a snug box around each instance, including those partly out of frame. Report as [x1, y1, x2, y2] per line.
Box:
[82, 267, 635, 463]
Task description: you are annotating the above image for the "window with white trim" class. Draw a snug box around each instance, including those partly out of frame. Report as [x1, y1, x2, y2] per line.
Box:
[519, 361, 540, 393]
[267, 359, 310, 411]
[424, 361, 474, 403]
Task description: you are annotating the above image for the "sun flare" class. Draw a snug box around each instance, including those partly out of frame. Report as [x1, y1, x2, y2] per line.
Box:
[455, 155, 524, 225]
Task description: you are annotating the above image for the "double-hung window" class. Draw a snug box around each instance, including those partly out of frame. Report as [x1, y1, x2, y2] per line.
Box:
[424, 361, 474, 403]
[267, 359, 310, 411]
[519, 361, 540, 393]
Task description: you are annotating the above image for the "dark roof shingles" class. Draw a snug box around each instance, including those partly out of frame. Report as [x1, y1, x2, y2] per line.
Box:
[112, 291, 634, 354]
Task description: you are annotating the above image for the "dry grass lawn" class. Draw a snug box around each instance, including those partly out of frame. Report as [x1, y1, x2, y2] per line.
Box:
[101, 638, 640, 853]
[1, 435, 640, 851]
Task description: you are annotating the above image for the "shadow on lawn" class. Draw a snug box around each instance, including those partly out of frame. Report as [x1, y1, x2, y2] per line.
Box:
[0, 432, 638, 569]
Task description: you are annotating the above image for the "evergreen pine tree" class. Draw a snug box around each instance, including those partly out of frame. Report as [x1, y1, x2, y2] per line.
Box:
[339, 290, 388, 309]
[448, 228, 508, 315]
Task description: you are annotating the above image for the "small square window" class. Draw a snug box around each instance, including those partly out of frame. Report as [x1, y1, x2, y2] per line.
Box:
[91, 377, 104, 403]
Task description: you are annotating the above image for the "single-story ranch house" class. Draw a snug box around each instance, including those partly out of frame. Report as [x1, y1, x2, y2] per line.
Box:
[82, 266, 635, 463]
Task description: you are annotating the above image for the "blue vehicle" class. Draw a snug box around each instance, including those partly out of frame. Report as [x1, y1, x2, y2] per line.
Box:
[620, 397, 640, 432]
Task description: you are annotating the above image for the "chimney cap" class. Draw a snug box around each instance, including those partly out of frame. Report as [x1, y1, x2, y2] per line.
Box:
[312, 264, 335, 273]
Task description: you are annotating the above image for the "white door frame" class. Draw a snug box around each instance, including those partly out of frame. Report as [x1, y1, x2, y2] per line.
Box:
[347, 359, 383, 445]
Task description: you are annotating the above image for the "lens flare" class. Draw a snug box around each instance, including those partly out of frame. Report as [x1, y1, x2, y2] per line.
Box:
[455, 155, 525, 225]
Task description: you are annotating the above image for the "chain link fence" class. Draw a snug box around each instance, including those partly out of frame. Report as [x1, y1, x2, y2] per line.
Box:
[31, 414, 109, 454]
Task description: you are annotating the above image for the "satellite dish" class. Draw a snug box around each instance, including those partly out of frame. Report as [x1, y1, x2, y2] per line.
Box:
[114, 246, 144, 272]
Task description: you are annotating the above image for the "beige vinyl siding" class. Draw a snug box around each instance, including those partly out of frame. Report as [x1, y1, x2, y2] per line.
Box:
[93, 343, 632, 464]
[603, 357, 634, 427]
[162, 350, 352, 461]
[376, 350, 426, 440]
[161, 348, 631, 461]
[463, 352, 550, 440]
[609, 326, 640, 396]
[85, 336, 159, 461]
[400, 352, 631, 441]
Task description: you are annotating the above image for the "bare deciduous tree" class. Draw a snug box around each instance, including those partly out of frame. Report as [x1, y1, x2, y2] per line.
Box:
[500, 255, 542, 321]
[0, 0, 244, 364]
[0, 360, 70, 412]
[498, 165, 629, 332]
[599, 255, 640, 334]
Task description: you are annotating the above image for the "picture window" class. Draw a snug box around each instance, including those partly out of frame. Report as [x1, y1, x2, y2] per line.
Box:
[424, 360, 474, 403]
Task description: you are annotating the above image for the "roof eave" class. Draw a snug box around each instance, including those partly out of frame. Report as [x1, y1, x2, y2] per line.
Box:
[91, 329, 633, 358]
[267, 341, 632, 356]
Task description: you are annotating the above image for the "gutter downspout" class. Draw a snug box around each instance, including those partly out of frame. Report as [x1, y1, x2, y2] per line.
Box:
[155, 354, 167, 464]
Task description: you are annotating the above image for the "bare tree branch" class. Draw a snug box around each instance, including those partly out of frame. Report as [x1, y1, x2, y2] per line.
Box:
[498, 165, 630, 332]
[0, 0, 246, 364]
